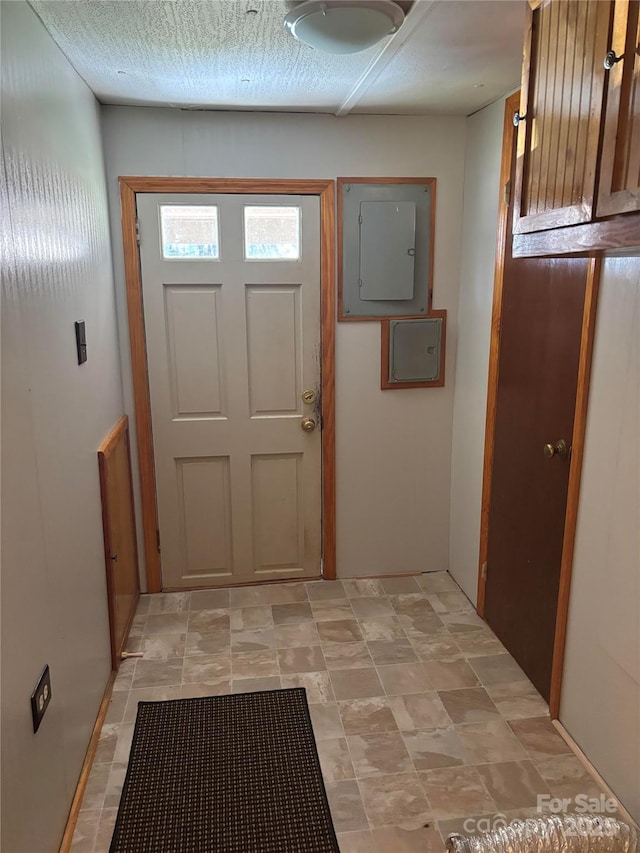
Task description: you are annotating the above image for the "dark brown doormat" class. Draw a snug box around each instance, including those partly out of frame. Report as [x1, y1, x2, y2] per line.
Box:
[109, 688, 340, 853]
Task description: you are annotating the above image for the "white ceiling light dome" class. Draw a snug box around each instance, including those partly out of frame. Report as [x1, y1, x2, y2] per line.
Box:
[284, 0, 405, 54]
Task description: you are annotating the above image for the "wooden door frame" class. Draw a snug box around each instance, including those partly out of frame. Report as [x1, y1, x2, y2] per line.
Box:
[119, 177, 336, 593]
[477, 94, 601, 719]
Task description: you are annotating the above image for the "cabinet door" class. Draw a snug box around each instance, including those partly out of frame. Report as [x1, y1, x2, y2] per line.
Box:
[513, 0, 613, 234]
[597, 0, 640, 216]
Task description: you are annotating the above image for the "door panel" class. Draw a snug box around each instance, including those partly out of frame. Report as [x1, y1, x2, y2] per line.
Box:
[246, 286, 301, 416]
[138, 193, 321, 589]
[486, 131, 589, 701]
[165, 286, 224, 418]
[251, 453, 304, 572]
[177, 456, 233, 578]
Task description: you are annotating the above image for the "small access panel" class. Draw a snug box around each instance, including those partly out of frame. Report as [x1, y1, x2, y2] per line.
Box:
[381, 312, 446, 389]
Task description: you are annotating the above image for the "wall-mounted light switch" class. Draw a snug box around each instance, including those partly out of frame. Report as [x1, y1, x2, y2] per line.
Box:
[75, 321, 87, 365]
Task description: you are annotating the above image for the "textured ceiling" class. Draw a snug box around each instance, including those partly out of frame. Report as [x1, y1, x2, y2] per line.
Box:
[30, 0, 525, 116]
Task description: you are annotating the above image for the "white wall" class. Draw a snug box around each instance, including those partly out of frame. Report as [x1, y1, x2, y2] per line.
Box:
[100, 107, 467, 581]
[449, 98, 505, 603]
[1, 3, 124, 849]
[560, 256, 640, 822]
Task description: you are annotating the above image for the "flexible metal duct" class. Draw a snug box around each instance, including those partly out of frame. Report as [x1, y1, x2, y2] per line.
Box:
[446, 815, 638, 853]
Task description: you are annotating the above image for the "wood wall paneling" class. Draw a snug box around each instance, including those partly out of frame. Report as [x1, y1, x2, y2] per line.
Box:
[97, 415, 140, 667]
[514, 0, 614, 234]
[598, 0, 640, 216]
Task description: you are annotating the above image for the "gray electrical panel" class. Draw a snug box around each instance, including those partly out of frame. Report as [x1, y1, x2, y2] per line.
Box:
[389, 317, 443, 383]
[340, 180, 434, 319]
[359, 201, 416, 301]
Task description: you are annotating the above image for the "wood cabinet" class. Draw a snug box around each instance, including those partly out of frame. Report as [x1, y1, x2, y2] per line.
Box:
[512, 0, 640, 256]
[598, 0, 640, 216]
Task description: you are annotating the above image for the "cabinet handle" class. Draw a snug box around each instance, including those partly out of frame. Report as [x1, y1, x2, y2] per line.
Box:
[603, 49, 624, 70]
[513, 111, 527, 127]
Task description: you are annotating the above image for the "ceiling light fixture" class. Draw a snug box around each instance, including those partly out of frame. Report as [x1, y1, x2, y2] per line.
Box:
[284, 0, 404, 55]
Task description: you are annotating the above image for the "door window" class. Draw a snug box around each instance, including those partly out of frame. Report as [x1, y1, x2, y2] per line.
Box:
[243, 206, 300, 260]
[160, 205, 219, 259]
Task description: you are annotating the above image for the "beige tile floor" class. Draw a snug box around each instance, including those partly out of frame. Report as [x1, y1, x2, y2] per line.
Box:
[71, 572, 608, 853]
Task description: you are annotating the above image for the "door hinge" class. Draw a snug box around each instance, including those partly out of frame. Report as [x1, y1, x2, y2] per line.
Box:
[481, 561, 488, 581]
[135, 217, 141, 246]
[503, 178, 511, 208]
[156, 528, 161, 552]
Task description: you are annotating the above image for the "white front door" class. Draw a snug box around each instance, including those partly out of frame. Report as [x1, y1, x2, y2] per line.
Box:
[137, 193, 322, 589]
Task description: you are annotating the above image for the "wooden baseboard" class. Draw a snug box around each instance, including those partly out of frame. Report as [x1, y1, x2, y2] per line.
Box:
[344, 571, 425, 580]
[161, 571, 428, 593]
[552, 719, 638, 828]
[161, 576, 323, 593]
[59, 671, 116, 853]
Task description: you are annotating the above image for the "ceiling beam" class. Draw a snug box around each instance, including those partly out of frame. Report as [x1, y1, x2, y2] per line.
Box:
[335, 0, 440, 117]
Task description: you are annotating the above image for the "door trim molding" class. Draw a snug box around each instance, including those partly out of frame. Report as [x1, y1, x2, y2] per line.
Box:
[119, 177, 336, 592]
[477, 95, 601, 717]
[548, 259, 600, 718]
[477, 92, 520, 616]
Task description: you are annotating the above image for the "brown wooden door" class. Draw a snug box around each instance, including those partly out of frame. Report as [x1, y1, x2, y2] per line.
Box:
[514, 0, 613, 234]
[98, 416, 140, 669]
[485, 128, 590, 701]
[597, 0, 640, 217]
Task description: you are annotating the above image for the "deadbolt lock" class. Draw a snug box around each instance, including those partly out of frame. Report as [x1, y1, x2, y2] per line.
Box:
[302, 389, 316, 405]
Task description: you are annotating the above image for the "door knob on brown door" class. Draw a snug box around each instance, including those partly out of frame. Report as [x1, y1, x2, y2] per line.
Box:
[301, 417, 316, 432]
[543, 439, 568, 459]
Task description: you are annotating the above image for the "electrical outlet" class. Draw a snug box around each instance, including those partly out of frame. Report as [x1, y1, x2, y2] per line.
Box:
[30, 665, 52, 733]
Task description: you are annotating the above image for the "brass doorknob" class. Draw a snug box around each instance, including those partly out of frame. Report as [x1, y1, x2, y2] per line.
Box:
[301, 417, 316, 432]
[544, 439, 568, 459]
